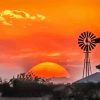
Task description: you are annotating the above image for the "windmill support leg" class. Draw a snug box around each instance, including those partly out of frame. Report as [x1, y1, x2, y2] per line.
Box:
[83, 52, 92, 78]
[89, 59, 92, 74]
[83, 59, 85, 78]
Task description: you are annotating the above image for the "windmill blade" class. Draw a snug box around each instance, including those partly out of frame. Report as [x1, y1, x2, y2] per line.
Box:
[83, 32, 86, 38]
[79, 43, 84, 47]
[91, 43, 96, 47]
[78, 41, 84, 44]
[79, 44, 84, 48]
[81, 44, 85, 50]
[79, 35, 84, 40]
[78, 39, 83, 42]
[83, 45, 87, 51]
[81, 33, 85, 38]
[90, 33, 94, 38]
[90, 43, 95, 49]
[86, 31, 89, 37]
[88, 32, 92, 37]
[89, 46, 92, 51]
[91, 35, 96, 40]
[89, 45, 94, 51]
[95, 38, 100, 43]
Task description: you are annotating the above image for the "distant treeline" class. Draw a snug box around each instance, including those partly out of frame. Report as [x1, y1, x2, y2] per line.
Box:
[0, 77, 100, 100]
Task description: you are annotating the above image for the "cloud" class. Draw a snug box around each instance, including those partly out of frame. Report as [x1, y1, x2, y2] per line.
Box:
[36, 14, 46, 20]
[0, 10, 46, 26]
[0, 15, 11, 26]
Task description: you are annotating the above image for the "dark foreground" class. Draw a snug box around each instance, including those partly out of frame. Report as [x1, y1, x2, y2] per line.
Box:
[0, 98, 42, 100]
[1, 78, 100, 100]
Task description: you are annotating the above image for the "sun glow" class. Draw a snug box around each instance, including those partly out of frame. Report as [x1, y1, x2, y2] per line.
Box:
[27, 62, 70, 78]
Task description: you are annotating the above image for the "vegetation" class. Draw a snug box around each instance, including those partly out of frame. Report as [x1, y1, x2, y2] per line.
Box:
[0, 74, 100, 100]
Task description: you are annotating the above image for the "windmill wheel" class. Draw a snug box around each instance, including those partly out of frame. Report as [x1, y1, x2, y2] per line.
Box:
[78, 31, 96, 51]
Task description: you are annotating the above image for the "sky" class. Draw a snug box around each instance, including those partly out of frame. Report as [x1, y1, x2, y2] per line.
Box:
[0, 0, 100, 81]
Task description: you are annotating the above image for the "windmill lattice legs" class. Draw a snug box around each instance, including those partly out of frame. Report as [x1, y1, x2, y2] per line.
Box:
[83, 52, 92, 78]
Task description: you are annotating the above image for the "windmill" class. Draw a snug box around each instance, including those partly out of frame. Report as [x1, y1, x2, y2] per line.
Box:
[78, 31, 97, 78]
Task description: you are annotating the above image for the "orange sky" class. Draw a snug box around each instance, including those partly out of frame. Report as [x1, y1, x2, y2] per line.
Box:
[0, 0, 100, 81]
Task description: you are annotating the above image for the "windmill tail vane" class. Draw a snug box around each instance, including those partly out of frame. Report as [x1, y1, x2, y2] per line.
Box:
[95, 38, 100, 43]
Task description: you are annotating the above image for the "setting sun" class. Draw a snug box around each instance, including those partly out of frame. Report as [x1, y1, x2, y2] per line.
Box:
[27, 62, 70, 78]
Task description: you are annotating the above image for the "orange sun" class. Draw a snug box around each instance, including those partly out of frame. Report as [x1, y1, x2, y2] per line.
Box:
[27, 62, 70, 78]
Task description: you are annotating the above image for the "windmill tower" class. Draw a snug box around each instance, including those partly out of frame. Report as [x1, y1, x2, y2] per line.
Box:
[78, 31, 96, 78]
